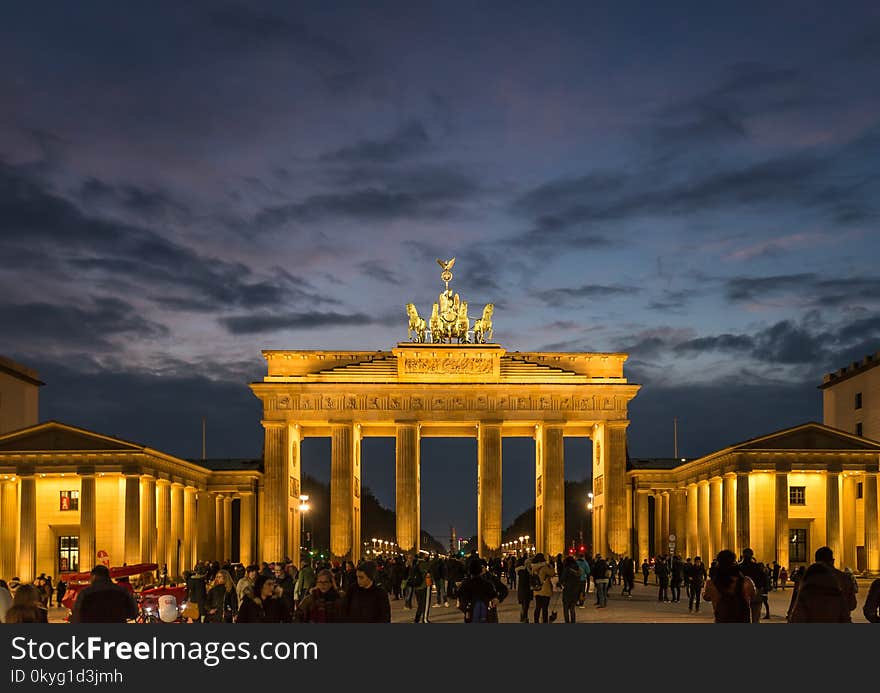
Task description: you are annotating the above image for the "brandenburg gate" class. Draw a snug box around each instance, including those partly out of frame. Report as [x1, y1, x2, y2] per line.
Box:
[250, 259, 640, 565]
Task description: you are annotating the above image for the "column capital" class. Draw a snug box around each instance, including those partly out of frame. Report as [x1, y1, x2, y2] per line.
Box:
[170, 480, 185, 489]
[156, 477, 172, 487]
[261, 420, 287, 430]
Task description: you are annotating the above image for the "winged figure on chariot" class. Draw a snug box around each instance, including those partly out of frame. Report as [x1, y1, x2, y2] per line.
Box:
[404, 258, 494, 344]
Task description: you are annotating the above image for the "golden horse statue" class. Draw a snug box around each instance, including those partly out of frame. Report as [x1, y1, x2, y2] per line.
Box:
[429, 303, 444, 342]
[454, 301, 470, 343]
[406, 303, 427, 343]
[473, 303, 494, 343]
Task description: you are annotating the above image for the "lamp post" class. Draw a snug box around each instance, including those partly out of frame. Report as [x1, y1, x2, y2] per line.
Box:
[299, 494, 310, 554]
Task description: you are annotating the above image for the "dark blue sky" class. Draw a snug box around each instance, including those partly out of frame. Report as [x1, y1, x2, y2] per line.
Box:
[1, 1, 879, 539]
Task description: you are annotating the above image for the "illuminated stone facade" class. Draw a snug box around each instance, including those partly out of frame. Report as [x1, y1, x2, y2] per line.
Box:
[250, 343, 641, 565]
[0, 356, 42, 436]
[822, 351, 880, 441]
[0, 421, 259, 583]
[627, 423, 880, 573]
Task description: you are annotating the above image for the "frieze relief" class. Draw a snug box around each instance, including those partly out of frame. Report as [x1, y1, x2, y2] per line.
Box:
[403, 356, 493, 374]
[271, 392, 629, 413]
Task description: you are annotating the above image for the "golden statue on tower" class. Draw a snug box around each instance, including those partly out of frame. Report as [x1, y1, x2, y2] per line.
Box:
[404, 258, 494, 344]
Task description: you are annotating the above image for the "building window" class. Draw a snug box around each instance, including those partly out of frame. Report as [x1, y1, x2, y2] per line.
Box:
[790, 529, 807, 563]
[855, 392, 862, 409]
[857, 482, 863, 499]
[58, 535, 79, 573]
[789, 486, 806, 505]
[856, 422, 863, 437]
[59, 490, 79, 511]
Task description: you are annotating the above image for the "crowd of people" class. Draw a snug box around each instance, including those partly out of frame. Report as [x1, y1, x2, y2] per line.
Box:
[3, 544, 880, 624]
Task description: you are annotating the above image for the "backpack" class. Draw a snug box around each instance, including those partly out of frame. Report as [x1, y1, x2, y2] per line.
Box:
[529, 569, 544, 591]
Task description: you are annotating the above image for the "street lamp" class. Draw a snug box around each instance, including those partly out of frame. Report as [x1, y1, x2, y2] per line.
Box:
[299, 494, 310, 553]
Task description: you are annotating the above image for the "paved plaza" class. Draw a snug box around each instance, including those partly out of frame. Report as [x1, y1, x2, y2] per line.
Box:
[390, 576, 877, 624]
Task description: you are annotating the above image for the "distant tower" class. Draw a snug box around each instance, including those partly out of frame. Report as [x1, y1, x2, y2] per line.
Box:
[449, 525, 457, 554]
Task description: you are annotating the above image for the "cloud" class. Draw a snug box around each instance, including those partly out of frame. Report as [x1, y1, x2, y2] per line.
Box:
[252, 164, 481, 228]
[0, 160, 326, 313]
[357, 261, 403, 285]
[218, 310, 398, 335]
[78, 177, 191, 222]
[0, 297, 169, 352]
[536, 284, 641, 306]
[725, 274, 880, 309]
[321, 120, 430, 164]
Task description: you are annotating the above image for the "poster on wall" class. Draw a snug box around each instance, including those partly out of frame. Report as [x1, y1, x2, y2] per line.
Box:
[97, 549, 110, 567]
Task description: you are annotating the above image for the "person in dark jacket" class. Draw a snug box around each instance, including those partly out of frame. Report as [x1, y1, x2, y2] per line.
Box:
[70, 566, 137, 623]
[205, 569, 238, 623]
[184, 569, 208, 622]
[687, 556, 707, 612]
[295, 569, 344, 623]
[703, 550, 755, 623]
[341, 561, 391, 623]
[515, 557, 532, 622]
[788, 561, 852, 623]
[786, 547, 856, 622]
[654, 555, 670, 602]
[863, 578, 880, 623]
[341, 561, 358, 595]
[236, 575, 291, 623]
[456, 559, 498, 623]
[560, 556, 583, 623]
[642, 559, 650, 586]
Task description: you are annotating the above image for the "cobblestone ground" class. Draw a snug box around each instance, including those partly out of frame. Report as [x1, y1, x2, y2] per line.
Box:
[390, 577, 876, 623]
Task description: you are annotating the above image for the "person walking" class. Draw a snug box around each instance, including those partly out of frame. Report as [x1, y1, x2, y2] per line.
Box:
[515, 556, 532, 622]
[654, 555, 670, 602]
[863, 578, 880, 623]
[618, 555, 635, 597]
[575, 553, 591, 605]
[529, 553, 555, 623]
[456, 559, 498, 623]
[560, 556, 583, 623]
[687, 556, 707, 613]
[642, 559, 650, 586]
[778, 566, 788, 591]
[592, 554, 609, 609]
[786, 546, 856, 623]
[70, 566, 137, 623]
[295, 569, 344, 623]
[341, 561, 391, 623]
[738, 548, 767, 623]
[702, 550, 755, 623]
[205, 569, 237, 623]
[670, 555, 684, 603]
[236, 575, 290, 623]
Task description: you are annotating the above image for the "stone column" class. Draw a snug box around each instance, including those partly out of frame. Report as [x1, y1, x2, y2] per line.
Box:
[239, 491, 255, 567]
[735, 471, 750, 555]
[842, 475, 856, 572]
[183, 486, 197, 573]
[636, 489, 650, 563]
[331, 423, 359, 561]
[77, 470, 96, 572]
[18, 474, 36, 583]
[539, 424, 565, 556]
[478, 423, 502, 557]
[661, 491, 670, 549]
[223, 495, 233, 562]
[864, 472, 879, 574]
[775, 470, 790, 569]
[261, 420, 289, 563]
[169, 483, 183, 577]
[0, 479, 18, 581]
[287, 425, 302, 566]
[686, 483, 698, 558]
[605, 423, 629, 556]
[396, 423, 420, 553]
[123, 472, 141, 566]
[214, 494, 225, 562]
[826, 468, 841, 560]
[625, 483, 634, 558]
[653, 492, 663, 554]
[709, 477, 722, 559]
[723, 473, 736, 552]
[673, 489, 687, 557]
[140, 475, 157, 564]
[698, 480, 710, 562]
[156, 480, 171, 573]
[197, 490, 215, 562]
